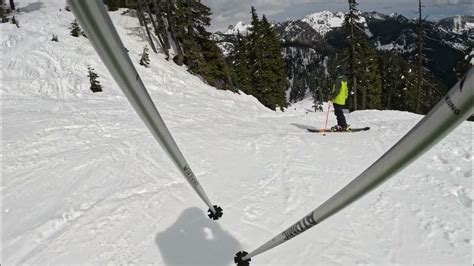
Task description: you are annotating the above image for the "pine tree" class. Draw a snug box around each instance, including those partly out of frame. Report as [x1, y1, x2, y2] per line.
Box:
[228, 32, 252, 94]
[128, 0, 233, 90]
[262, 15, 287, 110]
[200, 38, 234, 90]
[140, 45, 151, 67]
[415, 0, 425, 113]
[171, 0, 233, 90]
[341, 2, 382, 110]
[309, 58, 332, 108]
[104, 0, 119, 11]
[151, 0, 171, 59]
[70, 20, 81, 37]
[165, 0, 185, 65]
[247, 9, 287, 110]
[87, 66, 102, 93]
[377, 51, 411, 111]
[358, 42, 382, 109]
[287, 48, 307, 102]
[0, 0, 9, 23]
[51, 34, 59, 42]
[345, 0, 360, 110]
[455, 44, 473, 79]
[137, 0, 157, 53]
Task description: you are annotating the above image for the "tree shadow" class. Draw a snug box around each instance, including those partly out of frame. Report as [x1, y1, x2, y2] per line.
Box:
[156, 207, 241, 266]
[19, 2, 45, 13]
[125, 26, 149, 44]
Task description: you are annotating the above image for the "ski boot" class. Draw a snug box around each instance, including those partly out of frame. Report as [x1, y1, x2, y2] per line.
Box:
[331, 125, 344, 132]
[331, 125, 351, 132]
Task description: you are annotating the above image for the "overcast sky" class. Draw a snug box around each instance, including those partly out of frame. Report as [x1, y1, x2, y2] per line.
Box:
[201, 0, 474, 32]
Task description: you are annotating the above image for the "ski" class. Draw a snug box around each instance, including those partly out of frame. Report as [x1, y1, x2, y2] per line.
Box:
[307, 127, 370, 133]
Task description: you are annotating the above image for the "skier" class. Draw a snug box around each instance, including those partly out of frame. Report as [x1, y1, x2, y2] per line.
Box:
[328, 68, 350, 132]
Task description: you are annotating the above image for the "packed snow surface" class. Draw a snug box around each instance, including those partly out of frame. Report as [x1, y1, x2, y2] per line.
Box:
[2, 1, 473, 265]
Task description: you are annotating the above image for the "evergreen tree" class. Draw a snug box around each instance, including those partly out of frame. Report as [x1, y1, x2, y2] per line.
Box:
[137, 0, 157, 53]
[358, 41, 382, 109]
[228, 32, 252, 94]
[104, 0, 119, 11]
[51, 34, 59, 42]
[341, 3, 382, 110]
[151, 0, 171, 59]
[309, 58, 332, 107]
[140, 45, 151, 67]
[104, 0, 127, 10]
[248, 6, 260, 73]
[415, 0, 427, 114]
[70, 20, 81, 37]
[263, 16, 288, 110]
[175, 0, 211, 69]
[87, 66, 102, 93]
[388, 58, 442, 114]
[455, 44, 473, 79]
[377, 50, 408, 110]
[126, 0, 233, 90]
[287, 48, 307, 102]
[345, 0, 360, 110]
[0, 0, 9, 23]
[172, 0, 233, 90]
[164, 0, 185, 65]
[247, 8, 287, 110]
[199, 37, 234, 90]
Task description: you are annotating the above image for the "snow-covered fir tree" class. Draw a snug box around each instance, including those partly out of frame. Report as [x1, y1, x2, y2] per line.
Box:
[70, 20, 81, 37]
[87, 66, 102, 93]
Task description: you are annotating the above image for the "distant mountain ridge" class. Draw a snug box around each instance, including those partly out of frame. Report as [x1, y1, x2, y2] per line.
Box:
[215, 11, 473, 103]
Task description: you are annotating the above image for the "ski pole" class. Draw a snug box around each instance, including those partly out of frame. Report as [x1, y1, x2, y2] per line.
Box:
[234, 66, 474, 265]
[68, 0, 222, 220]
[322, 101, 331, 135]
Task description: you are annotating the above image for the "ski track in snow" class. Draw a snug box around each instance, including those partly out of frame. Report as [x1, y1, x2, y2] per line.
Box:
[1, 1, 473, 265]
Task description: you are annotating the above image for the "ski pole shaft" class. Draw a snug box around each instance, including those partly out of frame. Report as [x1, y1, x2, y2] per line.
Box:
[323, 101, 331, 133]
[68, 0, 222, 219]
[236, 66, 474, 263]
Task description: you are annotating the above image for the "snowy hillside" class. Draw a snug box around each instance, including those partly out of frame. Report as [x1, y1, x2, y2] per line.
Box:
[301, 11, 346, 36]
[2, 1, 473, 265]
[438, 15, 474, 35]
[301, 10, 370, 37]
[224, 21, 251, 36]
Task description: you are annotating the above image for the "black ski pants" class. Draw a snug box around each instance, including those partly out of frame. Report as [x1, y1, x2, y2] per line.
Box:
[333, 103, 347, 128]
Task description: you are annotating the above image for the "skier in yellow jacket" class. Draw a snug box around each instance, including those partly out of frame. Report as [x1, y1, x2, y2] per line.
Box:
[328, 70, 350, 132]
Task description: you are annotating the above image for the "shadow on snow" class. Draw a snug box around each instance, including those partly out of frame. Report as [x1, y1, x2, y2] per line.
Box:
[156, 207, 242, 266]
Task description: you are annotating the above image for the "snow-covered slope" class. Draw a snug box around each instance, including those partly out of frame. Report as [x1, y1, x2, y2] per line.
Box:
[224, 21, 251, 36]
[2, 1, 473, 265]
[302, 11, 346, 36]
[438, 15, 474, 35]
[301, 10, 369, 37]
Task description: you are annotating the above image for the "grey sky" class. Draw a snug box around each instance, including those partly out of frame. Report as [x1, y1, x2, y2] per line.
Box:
[202, 0, 474, 32]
